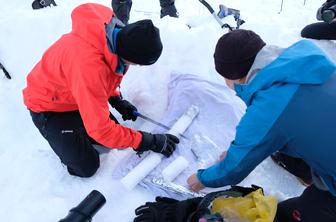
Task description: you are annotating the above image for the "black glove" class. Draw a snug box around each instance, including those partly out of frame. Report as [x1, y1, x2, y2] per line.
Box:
[134, 196, 202, 222]
[137, 132, 179, 157]
[109, 96, 137, 121]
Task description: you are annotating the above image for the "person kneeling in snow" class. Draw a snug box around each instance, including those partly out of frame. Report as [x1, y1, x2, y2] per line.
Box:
[187, 30, 336, 221]
[23, 3, 179, 178]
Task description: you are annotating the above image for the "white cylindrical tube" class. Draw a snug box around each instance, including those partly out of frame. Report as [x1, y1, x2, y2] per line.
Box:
[121, 153, 162, 190]
[162, 156, 189, 182]
[120, 105, 200, 190]
[168, 105, 200, 138]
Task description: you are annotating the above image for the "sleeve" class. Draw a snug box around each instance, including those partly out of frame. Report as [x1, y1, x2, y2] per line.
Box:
[197, 92, 289, 188]
[65, 55, 142, 149]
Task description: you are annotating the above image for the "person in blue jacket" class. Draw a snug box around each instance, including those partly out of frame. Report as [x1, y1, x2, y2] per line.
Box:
[187, 29, 336, 221]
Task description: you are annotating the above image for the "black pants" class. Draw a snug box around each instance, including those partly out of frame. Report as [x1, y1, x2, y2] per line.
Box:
[301, 21, 336, 40]
[111, 0, 174, 24]
[30, 110, 117, 177]
[275, 154, 336, 222]
[277, 185, 336, 222]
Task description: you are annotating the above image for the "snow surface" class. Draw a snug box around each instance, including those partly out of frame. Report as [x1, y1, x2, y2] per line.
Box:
[0, 0, 334, 221]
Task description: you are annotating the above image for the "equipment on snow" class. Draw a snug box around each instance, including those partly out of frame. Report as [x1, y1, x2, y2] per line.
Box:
[317, 0, 336, 23]
[59, 190, 106, 222]
[162, 156, 189, 182]
[217, 4, 245, 29]
[133, 111, 189, 139]
[198, 0, 244, 30]
[0, 62, 11, 79]
[32, 0, 57, 10]
[121, 105, 199, 190]
[133, 185, 277, 222]
[134, 196, 203, 222]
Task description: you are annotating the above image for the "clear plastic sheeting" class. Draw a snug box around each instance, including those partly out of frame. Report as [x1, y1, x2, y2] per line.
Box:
[191, 134, 223, 169]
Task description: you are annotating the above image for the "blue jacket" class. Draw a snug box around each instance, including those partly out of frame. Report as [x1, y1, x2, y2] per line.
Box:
[197, 40, 336, 196]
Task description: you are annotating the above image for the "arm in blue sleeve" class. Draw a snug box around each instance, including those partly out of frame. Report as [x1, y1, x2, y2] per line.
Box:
[197, 95, 288, 188]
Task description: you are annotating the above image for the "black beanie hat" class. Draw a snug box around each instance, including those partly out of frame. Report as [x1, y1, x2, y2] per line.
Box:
[214, 29, 266, 80]
[116, 19, 163, 65]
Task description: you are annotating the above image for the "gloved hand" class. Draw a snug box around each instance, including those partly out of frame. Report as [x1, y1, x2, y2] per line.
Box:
[134, 196, 202, 222]
[109, 96, 137, 121]
[136, 132, 179, 157]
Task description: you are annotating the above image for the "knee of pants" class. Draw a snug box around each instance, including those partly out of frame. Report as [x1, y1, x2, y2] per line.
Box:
[276, 199, 298, 222]
[67, 154, 100, 178]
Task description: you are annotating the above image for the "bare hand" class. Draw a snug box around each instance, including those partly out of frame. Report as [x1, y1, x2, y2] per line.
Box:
[187, 174, 205, 192]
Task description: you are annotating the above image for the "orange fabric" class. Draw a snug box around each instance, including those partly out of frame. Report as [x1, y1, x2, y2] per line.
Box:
[23, 3, 142, 149]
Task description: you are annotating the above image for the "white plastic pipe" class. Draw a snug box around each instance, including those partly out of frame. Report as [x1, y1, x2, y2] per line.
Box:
[121, 153, 162, 190]
[120, 105, 199, 190]
[167, 105, 200, 139]
[162, 156, 189, 182]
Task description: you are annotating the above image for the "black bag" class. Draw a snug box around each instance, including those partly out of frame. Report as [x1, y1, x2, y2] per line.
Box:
[133, 185, 261, 222]
[32, 0, 57, 10]
[187, 185, 261, 222]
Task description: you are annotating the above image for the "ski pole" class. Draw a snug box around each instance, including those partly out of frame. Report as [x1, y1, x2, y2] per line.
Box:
[279, 0, 284, 14]
[133, 111, 189, 139]
[0, 62, 11, 79]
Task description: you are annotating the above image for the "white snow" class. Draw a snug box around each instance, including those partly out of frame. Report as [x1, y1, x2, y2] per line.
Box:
[0, 0, 333, 221]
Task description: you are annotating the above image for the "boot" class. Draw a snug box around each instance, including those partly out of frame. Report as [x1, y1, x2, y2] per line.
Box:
[160, 3, 178, 18]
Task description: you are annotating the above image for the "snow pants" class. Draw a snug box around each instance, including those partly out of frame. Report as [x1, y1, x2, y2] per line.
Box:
[301, 21, 336, 40]
[275, 154, 336, 222]
[111, 0, 174, 24]
[29, 110, 118, 177]
[277, 185, 336, 222]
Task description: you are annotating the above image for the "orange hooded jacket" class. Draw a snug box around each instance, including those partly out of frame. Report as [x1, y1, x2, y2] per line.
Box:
[23, 3, 142, 149]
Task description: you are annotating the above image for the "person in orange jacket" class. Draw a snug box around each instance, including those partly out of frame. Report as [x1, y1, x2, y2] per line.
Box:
[23, 3, 179, 178]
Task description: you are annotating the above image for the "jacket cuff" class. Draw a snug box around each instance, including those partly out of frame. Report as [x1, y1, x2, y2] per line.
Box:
[197, 168, 222, 188]
[132, 131, 143, 150]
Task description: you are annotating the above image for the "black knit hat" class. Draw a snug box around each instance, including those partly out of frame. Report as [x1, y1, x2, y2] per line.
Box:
[116, 19, 163, 65]
[214, 29, 266, 80]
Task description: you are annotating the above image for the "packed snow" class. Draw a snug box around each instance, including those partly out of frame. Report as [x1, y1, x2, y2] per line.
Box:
[0, 0, 334, 221]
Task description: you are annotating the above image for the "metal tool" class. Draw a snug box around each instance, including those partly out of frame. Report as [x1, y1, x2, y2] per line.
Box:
[133, 111, 189, 139]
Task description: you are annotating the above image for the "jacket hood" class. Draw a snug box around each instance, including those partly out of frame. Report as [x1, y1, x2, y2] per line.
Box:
[235, 40, 336, 105]
[71, 3, 112, 51]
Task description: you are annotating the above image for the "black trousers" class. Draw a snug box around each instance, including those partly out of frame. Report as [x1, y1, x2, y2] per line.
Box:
[301, 21, 336, 40]
[111, 0, 174, 24]
[275, 154, 336, 222]
[277, 185, 336, 222]
[30, 110, 117, 177]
